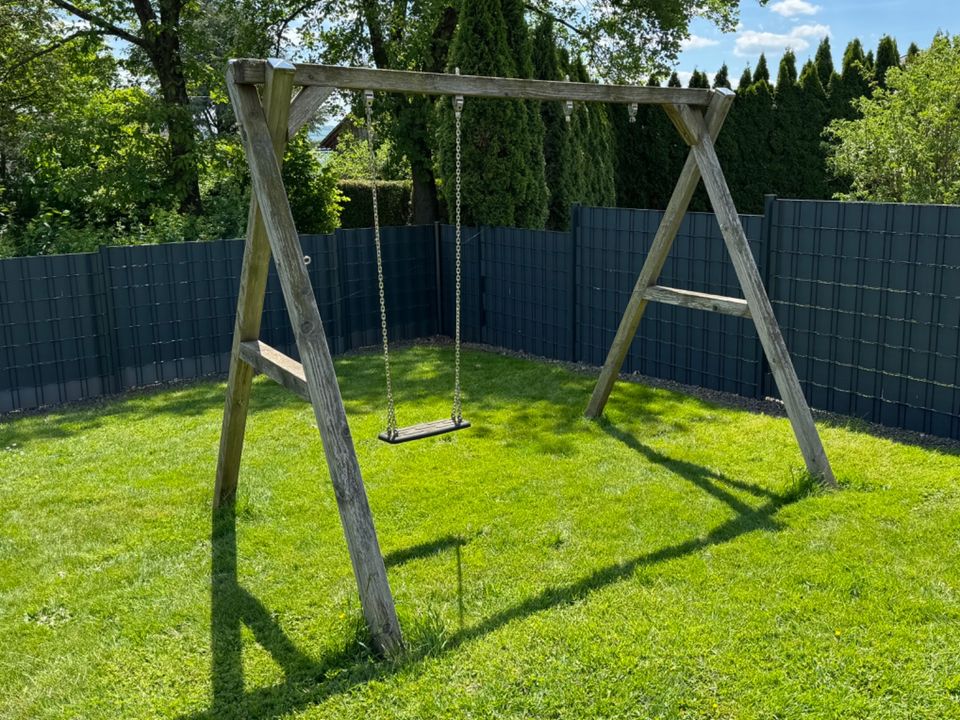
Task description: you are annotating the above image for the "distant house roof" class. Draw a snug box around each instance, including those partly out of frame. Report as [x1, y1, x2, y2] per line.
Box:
[318, 116, 361, 150]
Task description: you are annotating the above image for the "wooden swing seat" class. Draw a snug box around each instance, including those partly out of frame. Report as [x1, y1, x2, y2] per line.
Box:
[378, 418, 471, 444]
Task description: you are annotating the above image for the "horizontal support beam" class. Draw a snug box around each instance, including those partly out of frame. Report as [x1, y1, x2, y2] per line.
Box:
[238, 340, 309, 402]
[640, 285, 751, 318]
[229, 59, 716, 107]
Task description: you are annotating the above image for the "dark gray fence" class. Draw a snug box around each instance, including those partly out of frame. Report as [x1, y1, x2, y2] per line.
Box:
[2, 198, 959, 441]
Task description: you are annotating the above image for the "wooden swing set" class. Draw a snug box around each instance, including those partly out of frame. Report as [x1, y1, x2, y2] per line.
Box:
[215, 58, 836, 655]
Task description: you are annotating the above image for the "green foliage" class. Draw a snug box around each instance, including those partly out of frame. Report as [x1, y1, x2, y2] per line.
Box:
[325, 119, 409, 181]
[532, 16, 577, 229]
[815, 37, 836, 89]
[2, 345, 960, 717]
[283, 133, 344, 234]
[827, 34, 960, 204]
[753, 54, 771, 84]
[436, 0, 546, 227]
[874, 35, 901, 89]
[713, 64, 731, 89]
[338, 180, 412, 228]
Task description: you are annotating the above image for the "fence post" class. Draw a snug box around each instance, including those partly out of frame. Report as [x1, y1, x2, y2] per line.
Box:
[758, 194, 777, 399]
[434, 221, 444, 336]
[92, 246, 123, 394]
[570, 204, 580, 363]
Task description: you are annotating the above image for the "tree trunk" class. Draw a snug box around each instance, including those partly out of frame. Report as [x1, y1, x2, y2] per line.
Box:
[410, 161, 440, 224]
[149, 28, 202, 213]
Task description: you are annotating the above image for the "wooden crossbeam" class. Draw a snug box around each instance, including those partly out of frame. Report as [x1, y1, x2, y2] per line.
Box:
[238, 340, 309, 402]
[229, 59, 715, 106]
[640, 286, 751, 318]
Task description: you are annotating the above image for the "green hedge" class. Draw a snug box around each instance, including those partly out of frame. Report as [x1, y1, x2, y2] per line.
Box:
[337, 180, 412, 228]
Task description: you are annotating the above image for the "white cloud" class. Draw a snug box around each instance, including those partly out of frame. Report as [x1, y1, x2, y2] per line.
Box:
[770, 0, 821, 17]
[681, 34, 721, 51]
[734, 23, 830, 56]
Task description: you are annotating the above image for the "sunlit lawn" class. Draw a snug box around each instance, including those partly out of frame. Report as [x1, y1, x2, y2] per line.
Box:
[1, 345, 958, 719]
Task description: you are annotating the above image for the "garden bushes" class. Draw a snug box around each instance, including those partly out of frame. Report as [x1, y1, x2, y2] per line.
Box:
[337, 180, 412, 228]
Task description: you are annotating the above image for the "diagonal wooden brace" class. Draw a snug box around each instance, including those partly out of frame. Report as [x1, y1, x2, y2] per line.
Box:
[585, 90, 735, 418]
[224, 60, 403, 653]
[674, 104, 836, 487]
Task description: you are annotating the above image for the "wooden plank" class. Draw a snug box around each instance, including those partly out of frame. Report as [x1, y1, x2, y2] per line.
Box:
[229, 59, 715, 106]
[215, 59, 296, 508]
[288, 84, 333, 137]
[676, 103, 837, 488]
[226, 65, 403, 653]
[379, 418, 471, 444]
[585, 89, 735, 419]
[661, 103, 699, 146]
[641, 285, 751, 318]
[238, 340, 310, 402]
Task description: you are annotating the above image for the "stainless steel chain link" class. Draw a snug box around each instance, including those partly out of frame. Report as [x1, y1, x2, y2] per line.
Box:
[452, 91, 464, 424]
[365, 91, 398, 439]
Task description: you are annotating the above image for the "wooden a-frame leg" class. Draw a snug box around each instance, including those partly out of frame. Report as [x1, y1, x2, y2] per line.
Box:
[584, 91, 735, 418]
[226, 61, 403, 653]
[675, 104, 836, 487]
[215, 61, 298, 507]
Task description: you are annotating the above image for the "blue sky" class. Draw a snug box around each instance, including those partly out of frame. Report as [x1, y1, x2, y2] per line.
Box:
[675, 0, 960, 87]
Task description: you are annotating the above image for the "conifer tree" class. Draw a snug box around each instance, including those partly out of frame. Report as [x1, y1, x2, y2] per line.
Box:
[797, 60, 830, 198]
[906, 42, 920, 63]
[713, 64, 731, 89]
[753, 54, 770, 84]
[688, 69, 710, 88]
[735, 78, 775, 212]
[668, 71, 682, 87]
[502, 0, 548, 227]
[737, 66, 753, 90]
[436, 0, 534, 227]
[814, 37, 836, 90]
[572, 57, 616, 207]
[771, 50, 801, 196]
[831, 39, 871, 120]
[532, 16, 575, 229]
[874, 35, 901, 88]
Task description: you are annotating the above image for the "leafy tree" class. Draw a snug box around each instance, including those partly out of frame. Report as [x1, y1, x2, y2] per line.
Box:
[828, 34, 960, 204]
[874, 35, 901, 89]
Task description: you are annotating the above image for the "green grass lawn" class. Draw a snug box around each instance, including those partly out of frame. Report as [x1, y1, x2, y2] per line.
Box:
[1, 345, 959, 719]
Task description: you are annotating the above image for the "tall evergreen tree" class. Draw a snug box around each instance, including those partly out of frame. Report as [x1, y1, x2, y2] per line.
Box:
[874, 35, 901, 88]
[771, 50, 801, 196]
[713, 63, 731, 89]
[737, 66, 753, 90]
[753, 54, 770, 84]
[734, 78, 776, 212]
[532, 16, 575, 229]
[906, 42, 921, 63]
[814, 37, 836, 90]
[831, 39, 871, 120]
[667, 71, 682, 87]
[796, 60, 830, 199]
[688, 69, 710, 88]
[571, 57, 616, 207]
[437, 0, 534, 227]
[501, 0, 548, 227]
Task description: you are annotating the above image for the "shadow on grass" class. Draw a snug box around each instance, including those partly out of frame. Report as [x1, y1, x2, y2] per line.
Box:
[183, 423, 811, 720]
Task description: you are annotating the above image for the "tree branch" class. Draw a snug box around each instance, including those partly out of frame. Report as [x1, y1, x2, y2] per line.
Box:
[523, 2, 595, 42]
[48, 0, 145, 48]
[0, 29, 104, 83]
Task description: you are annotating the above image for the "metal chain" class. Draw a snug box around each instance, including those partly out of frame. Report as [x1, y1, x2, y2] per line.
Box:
[452, 92, 464, 424]
[365, 91, 397, 439]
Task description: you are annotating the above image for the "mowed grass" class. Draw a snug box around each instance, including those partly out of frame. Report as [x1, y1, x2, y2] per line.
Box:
[1, 345, 959, 719]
